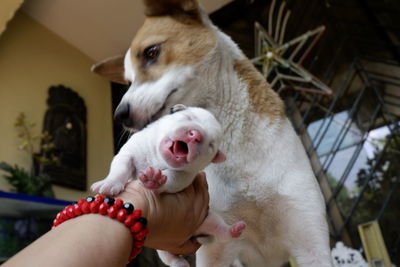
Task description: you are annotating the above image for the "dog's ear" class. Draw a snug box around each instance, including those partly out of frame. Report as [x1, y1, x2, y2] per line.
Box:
[91, 55, 128, 85]
[143, 0, 201, 22]
[212, 151, 226, 163]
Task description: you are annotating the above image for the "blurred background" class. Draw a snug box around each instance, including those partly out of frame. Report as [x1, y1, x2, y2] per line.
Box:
[0, 0, 399, 266]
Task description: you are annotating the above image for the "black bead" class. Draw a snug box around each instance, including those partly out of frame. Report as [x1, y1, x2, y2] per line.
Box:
[137, 217, 147, 227]
[104, 197, 115, 206]
[123, 203, 134, 214]
[86, 196, 95, 202]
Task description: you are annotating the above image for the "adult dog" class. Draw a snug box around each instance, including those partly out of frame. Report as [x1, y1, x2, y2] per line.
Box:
[93, 0, 332, 266]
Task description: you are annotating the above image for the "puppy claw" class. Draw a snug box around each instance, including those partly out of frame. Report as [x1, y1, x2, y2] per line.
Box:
[139, 167, 167, 189]
[229, 221, 246, 238]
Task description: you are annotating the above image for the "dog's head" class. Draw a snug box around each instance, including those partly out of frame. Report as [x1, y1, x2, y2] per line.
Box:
[93, 0, 217, 130]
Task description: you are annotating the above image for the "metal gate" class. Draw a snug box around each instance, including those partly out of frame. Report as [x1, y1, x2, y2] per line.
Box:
[278, 0, 400, 260]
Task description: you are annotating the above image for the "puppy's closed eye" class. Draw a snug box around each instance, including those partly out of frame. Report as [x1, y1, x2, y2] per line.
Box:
[170, 104, 187, 114]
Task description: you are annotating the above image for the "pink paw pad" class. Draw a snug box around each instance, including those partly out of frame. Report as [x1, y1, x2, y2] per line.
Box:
[139, 167, 167, 189]
[229, 221, 246, 238]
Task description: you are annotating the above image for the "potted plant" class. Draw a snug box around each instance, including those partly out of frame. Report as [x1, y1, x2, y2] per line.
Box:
[0, 113, 57, 198]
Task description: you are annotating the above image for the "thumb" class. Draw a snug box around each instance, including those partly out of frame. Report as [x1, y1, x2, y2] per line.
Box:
[168, 238, 201, 255]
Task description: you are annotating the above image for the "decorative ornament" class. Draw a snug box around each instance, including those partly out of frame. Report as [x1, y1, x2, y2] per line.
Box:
[252, 0, 333, 95]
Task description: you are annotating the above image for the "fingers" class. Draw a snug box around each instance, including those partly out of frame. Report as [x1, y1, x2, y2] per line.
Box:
[193, 172, 209, 212]
[193, 172, 208, 191]
[168, 238, 201, 255]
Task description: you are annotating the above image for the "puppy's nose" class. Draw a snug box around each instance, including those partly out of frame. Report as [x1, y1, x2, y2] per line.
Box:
[188, 130, 202, 143]
[114, 103, 133, 127]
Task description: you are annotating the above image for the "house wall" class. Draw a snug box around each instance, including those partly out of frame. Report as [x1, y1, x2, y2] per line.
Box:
[0, 0, 23, 37]
[0, 11, 114, 201]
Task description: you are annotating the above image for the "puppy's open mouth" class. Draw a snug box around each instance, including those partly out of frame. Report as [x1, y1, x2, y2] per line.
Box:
[169, 140, 189, 159]
[147, 88, 178, 126]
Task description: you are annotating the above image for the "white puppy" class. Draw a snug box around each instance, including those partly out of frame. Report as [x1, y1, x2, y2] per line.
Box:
[92, 104, 246, 267]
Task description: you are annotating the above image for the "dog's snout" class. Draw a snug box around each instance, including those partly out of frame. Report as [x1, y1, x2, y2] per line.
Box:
[114, 103, 133, 127]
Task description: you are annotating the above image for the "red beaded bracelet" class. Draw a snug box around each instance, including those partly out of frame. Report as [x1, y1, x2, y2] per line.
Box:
[52, 195, 149, 262]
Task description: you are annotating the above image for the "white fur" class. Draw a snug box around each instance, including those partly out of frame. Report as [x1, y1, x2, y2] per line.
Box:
[92, 106, 223, 194]
[123, 49, 135, 82]
[121, 65, 195, 129]
[91, 106, 247, 267]
[118, 8, 332, 267]
[331, 242, 367, 267]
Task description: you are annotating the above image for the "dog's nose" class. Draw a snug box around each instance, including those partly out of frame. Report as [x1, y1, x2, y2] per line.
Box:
[114, 103, 133, 127]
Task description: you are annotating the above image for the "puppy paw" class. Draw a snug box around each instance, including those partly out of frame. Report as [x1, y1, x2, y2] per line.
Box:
[138, 167, 167, 189]
[91, 179, 125, 196]
[229, 221, 246, 238]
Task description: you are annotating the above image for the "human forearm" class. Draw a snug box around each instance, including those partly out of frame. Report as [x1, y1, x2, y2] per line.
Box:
[4, 214, 133, 267]
[3, 173, 209, 266]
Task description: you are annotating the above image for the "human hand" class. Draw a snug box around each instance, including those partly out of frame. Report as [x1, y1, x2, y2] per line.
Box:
[117, 172, 209, 255]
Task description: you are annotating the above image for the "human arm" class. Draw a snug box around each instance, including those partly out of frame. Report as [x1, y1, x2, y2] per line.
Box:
[3, 172, 209, 267]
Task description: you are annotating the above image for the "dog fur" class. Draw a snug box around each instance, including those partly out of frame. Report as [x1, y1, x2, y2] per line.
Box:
[91, 105, 246, 267]
[93, 0, 332, 266]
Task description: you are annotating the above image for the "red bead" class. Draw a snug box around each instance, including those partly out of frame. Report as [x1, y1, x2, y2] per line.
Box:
[95, 195, 105, 203]
[134, 229, 148, 240]
[73, 204, 82, 216]
[81, 202, 91, 214]
[129, 247, 142, 261]
[130, 222, 142, 233]
[108, 206, 118, 218]
[53, 219, 59, 226]
[66, 206, 76, 218]
[114, 199, 123, 209]
[77, 198, 85, 206]
[133, 240, 145, 248]
[56, 212, 63, 220]
[124, 214, 136, 227]
[62, 209, 69, 219]
[99, 203, 109, 215]
[117, 209, 127, 222]
[57, 212, 66, 222]
[90, 201, 100, 213]
[132, 209, 142, 219]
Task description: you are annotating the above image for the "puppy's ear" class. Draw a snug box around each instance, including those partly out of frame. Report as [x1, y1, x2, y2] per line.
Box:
[212, 151, 226, 163]
[143, 0, 201, 22]
[91, 55, 128, 85]
[170, 104, 187, 114]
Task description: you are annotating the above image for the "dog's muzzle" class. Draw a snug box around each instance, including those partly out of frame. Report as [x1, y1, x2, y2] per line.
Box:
[114, 103, 134, 128]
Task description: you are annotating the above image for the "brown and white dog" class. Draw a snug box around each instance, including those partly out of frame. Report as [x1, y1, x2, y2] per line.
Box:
[93, 0, 332, 266]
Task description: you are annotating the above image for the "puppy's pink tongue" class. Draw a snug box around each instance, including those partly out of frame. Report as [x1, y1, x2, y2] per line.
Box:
[171, 141, 189, 158]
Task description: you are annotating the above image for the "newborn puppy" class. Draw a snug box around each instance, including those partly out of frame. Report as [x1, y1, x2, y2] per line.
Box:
[91, 104, 246, 267]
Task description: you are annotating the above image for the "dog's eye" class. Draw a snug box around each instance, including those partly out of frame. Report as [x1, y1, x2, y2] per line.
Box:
[143, 45, 160, 63]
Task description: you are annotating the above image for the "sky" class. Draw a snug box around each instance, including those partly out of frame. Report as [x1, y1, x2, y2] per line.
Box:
[307, 111, 391, 191]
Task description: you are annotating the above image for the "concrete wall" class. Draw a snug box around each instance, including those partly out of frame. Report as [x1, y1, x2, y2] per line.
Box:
[0, 11, 114, 201]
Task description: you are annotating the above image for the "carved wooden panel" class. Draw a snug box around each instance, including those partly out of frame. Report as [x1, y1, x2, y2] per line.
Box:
[42, 85, 87, 190]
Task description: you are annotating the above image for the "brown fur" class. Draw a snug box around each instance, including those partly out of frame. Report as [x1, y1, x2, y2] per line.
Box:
[91, 55, 127, 84]
[234, 59, 285, 119]
[129, 16, 216, 83]
[144, 0, 200, 21]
